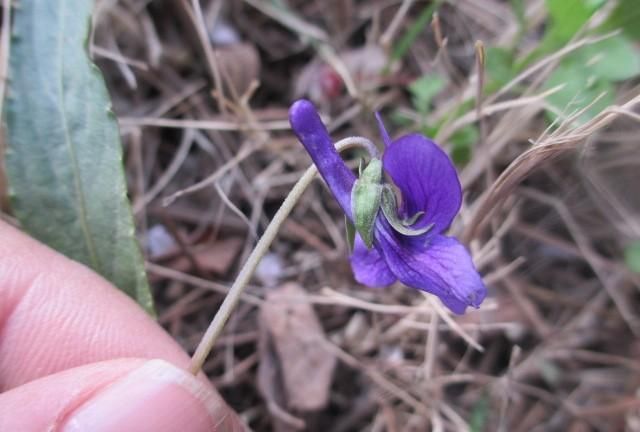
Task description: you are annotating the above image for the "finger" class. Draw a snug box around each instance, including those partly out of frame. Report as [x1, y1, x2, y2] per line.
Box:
[0, 221, 189, 388]
[0, 358, 243, 432]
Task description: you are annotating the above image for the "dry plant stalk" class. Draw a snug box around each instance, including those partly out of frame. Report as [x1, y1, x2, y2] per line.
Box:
[464, 93, 640, 242]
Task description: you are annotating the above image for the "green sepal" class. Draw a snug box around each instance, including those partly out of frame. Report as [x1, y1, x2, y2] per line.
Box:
[403, 211, 425, 227]
[360, 158, 382, 184]
[380, 186, 434, 237]
[351, 158, 383, 249]
[345, 216, 356, 254]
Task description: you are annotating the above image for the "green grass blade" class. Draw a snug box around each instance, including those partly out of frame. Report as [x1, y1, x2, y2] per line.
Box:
[389, 1, 444, 67]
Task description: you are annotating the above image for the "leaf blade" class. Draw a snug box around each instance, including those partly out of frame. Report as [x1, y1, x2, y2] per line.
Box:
[5, 0, 153, 314]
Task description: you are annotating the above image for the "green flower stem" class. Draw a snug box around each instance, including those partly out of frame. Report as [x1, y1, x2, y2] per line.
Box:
[189, 136, 377, 375]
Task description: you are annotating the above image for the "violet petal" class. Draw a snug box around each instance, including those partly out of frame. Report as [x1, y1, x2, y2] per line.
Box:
[382, 134, 462, 234]
[350, 235, 397, 287]
[375, 222, 486, 314]
[289, 100, 356, 218]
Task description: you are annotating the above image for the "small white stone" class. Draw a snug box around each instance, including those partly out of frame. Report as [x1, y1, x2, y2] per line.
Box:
[145, 224, 176, 258]
[209, 19, 240, 46]
[255, 253, 283, 287]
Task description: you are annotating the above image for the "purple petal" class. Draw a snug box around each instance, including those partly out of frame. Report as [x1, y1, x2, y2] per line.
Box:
[350, 236, 396, 287]
[376, 223, 486, 314]
[289, 100, 356, 218]
[375, 112, 392, 147]
[382, 134, 462, 234]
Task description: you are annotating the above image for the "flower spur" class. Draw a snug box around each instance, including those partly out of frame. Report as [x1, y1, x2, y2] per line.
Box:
[289, 99, 486, 314]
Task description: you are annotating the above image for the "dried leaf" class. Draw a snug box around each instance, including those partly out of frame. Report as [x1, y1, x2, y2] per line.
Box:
[194, 237, 243, 273]
[260, 283, 336, 412]
[257, 327, 306, 431]
[165, 237, 243, 275]
[215, 43, 261, 97]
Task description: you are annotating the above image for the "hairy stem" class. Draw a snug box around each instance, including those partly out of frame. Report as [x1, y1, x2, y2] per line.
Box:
[189, 136, 377, 375]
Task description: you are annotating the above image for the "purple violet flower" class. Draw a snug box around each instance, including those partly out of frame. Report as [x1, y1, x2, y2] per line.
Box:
[289, 99, 487, 314]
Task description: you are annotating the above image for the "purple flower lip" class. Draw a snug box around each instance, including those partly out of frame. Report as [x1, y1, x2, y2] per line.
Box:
[289, 99, 487, 314]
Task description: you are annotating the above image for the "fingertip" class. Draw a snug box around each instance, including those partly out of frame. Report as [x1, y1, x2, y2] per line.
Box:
[0, 220, 191, 387]
[0, 359, 244, 432]
[62, 359, 242, 432]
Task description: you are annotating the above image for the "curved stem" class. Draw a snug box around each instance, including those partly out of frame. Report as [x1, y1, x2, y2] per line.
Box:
[189, 136, 378, 375]
[335, 136, 379, 159]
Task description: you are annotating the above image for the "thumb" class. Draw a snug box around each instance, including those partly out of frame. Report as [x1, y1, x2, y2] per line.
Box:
[0, 358, 244, 432]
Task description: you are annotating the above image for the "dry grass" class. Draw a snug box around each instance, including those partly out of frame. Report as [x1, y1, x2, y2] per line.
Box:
[7, 0, 640, 430]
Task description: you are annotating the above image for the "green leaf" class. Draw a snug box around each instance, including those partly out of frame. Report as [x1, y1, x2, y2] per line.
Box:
[601, 0, 640, 40]
[509, 0, 526, 28]
[485, 47, 515, 88]
[390, 110, 414, 128]
[450, 125, 479, 166]
[351, 159, 383, 248]
[575, 35, 640, 82]
[409, 74, 446, 114]
[469, 394, 490, 432]
[625, 241, 640, 273]
[545, 0, 600, 44]
[544, 61, 614, 125]
[5, 0, 154, 314]
[584, 0, 606, 8]
[524, 0, 603, 63]
[541, 33, 640, 124]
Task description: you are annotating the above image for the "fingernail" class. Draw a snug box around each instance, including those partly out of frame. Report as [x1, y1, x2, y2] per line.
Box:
[62, 359, 240, 432]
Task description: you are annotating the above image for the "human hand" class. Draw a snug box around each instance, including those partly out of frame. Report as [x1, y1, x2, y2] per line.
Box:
[0, 221, 243, 431]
